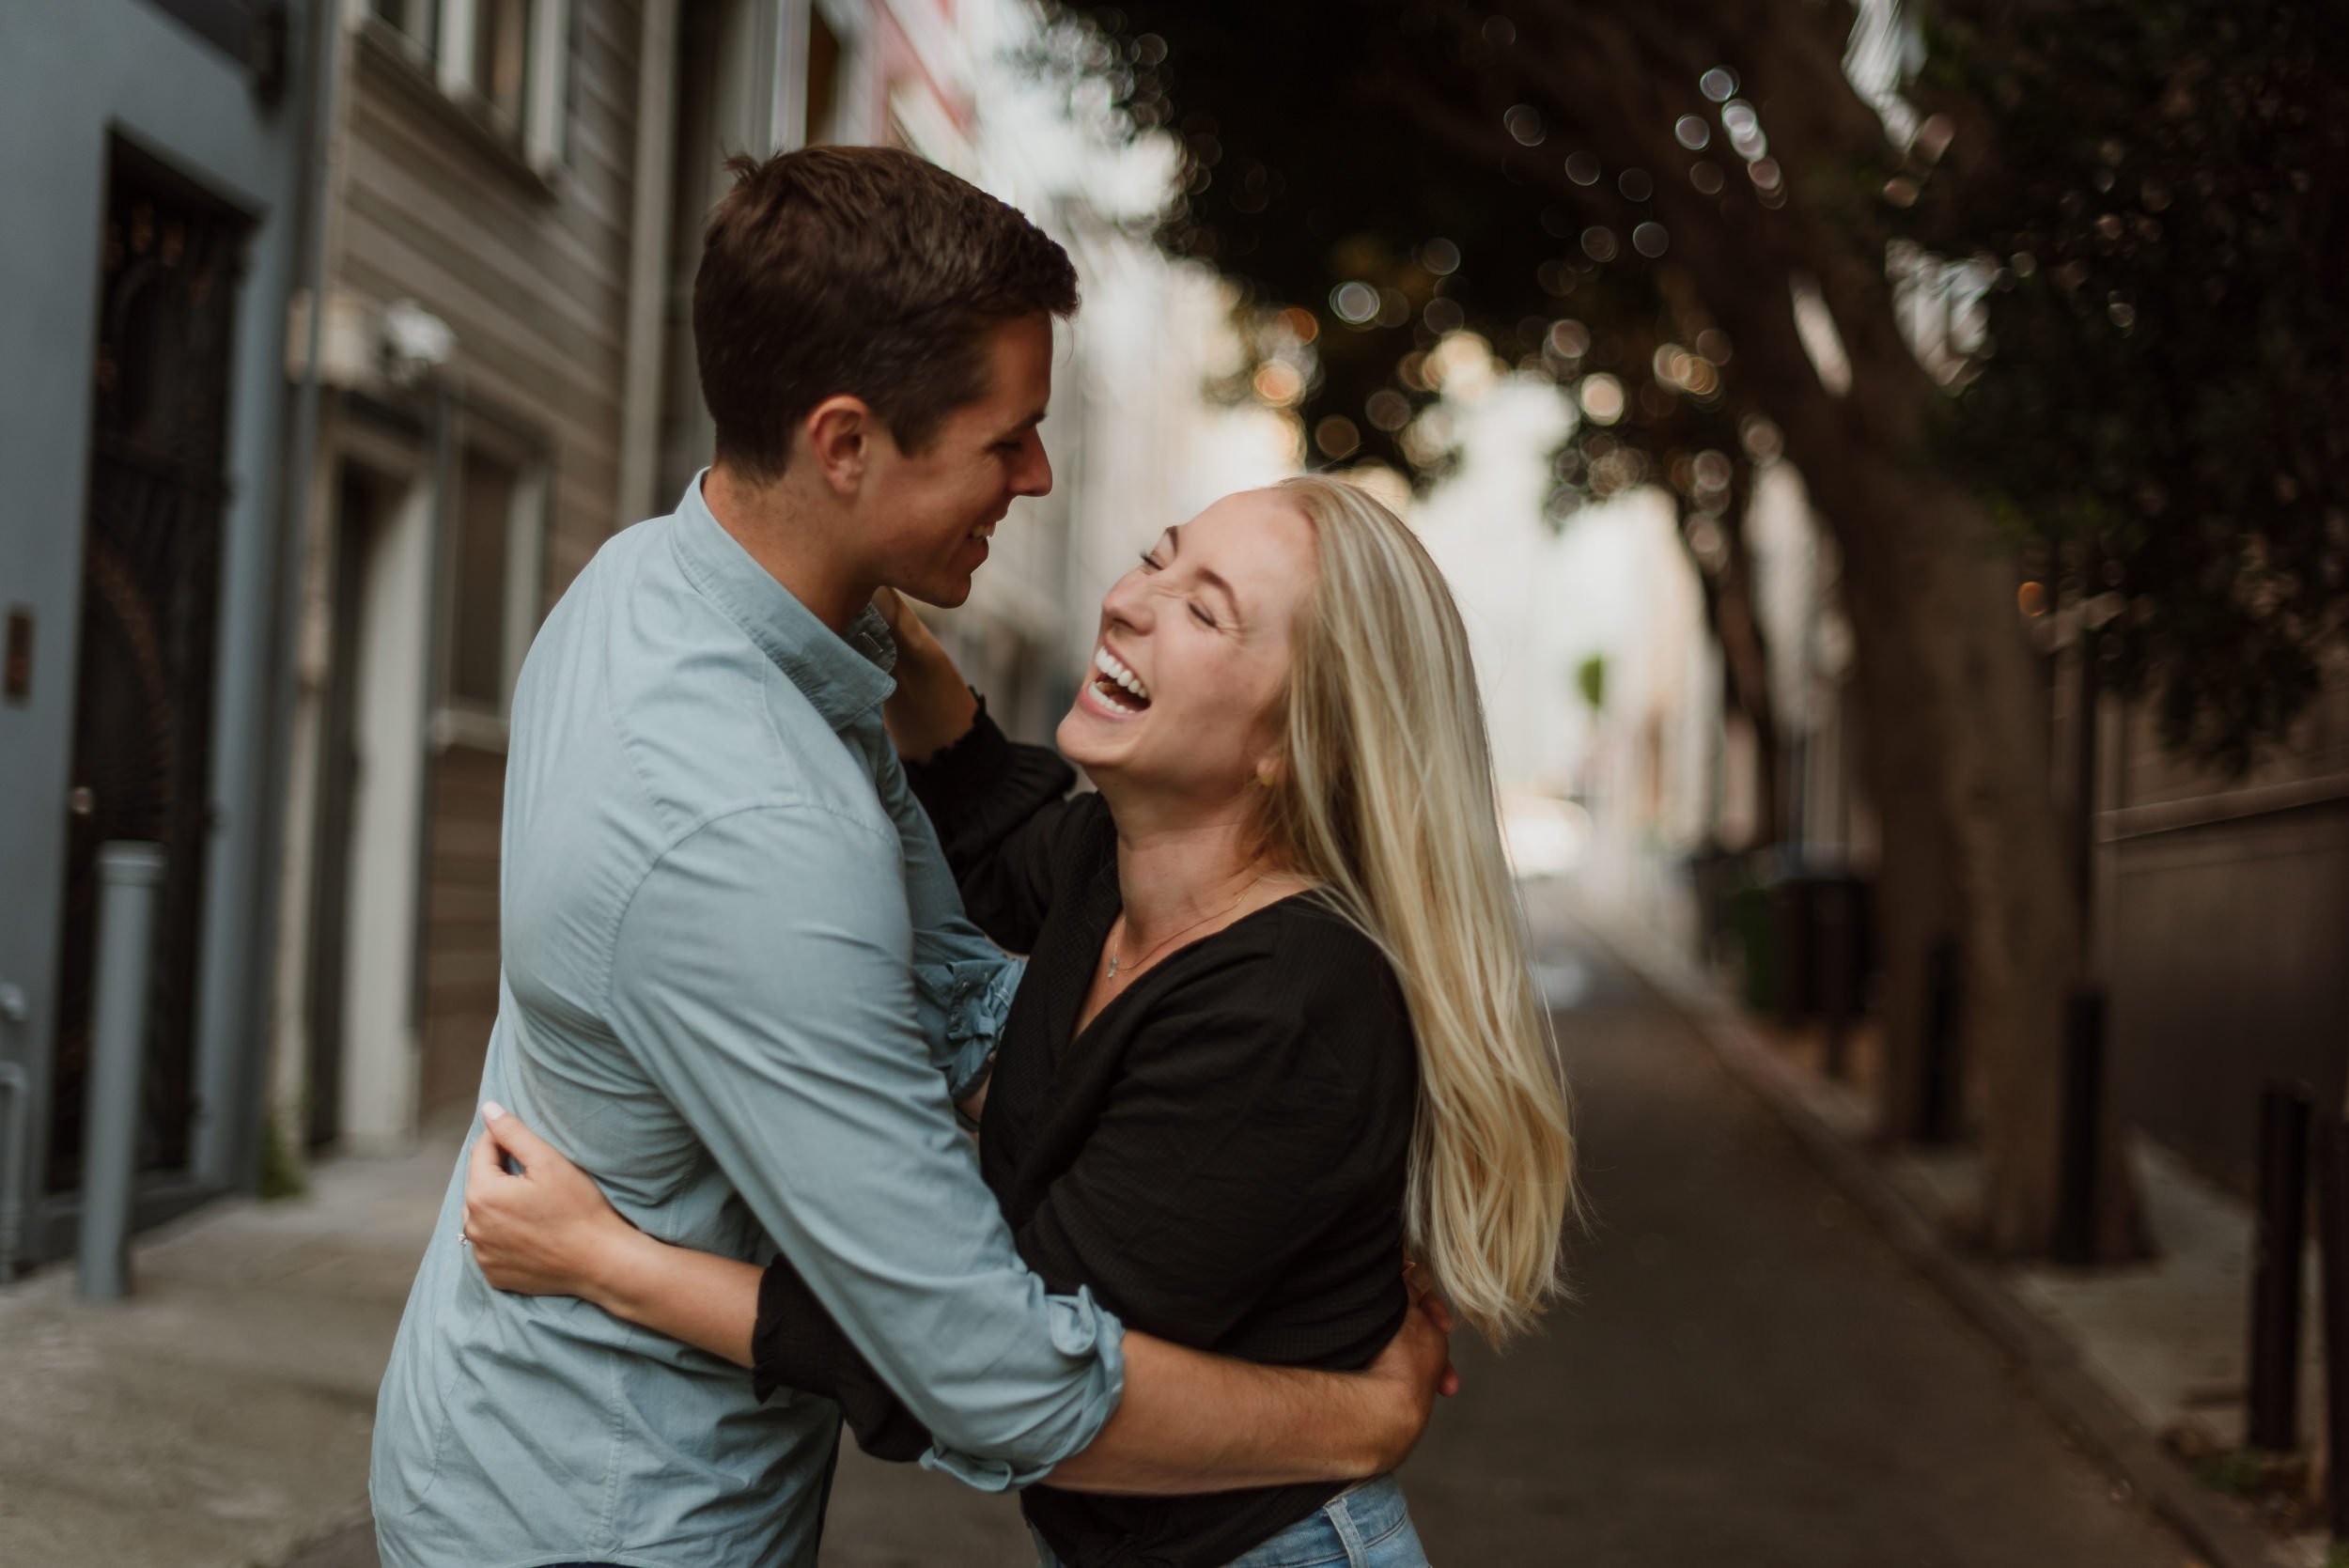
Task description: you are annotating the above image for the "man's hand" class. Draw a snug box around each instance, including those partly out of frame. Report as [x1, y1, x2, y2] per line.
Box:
[1361, 1266, 1460, 1470]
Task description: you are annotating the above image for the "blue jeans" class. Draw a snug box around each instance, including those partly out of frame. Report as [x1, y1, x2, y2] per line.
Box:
[1032, 1475, 1429, 1568]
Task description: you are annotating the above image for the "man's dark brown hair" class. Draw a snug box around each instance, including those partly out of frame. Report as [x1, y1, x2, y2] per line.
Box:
[693, 147, 1080, 480]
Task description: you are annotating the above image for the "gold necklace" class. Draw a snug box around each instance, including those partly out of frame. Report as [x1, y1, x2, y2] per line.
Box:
[1106, 874, 1273, 981]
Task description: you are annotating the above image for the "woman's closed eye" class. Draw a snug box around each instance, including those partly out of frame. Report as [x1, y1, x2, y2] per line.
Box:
[1138, 548, 1221, 628]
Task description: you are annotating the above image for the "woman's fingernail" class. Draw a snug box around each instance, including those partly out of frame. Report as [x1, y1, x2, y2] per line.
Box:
[482, 1101, 506, 1122]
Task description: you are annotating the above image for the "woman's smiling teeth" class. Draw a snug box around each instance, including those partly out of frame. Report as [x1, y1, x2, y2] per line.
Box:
[1091, 645, 1152, 714]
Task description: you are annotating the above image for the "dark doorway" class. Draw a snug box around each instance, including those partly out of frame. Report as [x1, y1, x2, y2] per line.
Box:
[304, 468, 384, 1149]
[47, 143, 250, 1194]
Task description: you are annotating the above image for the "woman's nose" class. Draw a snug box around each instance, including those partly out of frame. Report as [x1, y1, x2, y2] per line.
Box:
[1100, 569, 1152, 630]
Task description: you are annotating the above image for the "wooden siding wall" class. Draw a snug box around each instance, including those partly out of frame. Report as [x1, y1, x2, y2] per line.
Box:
[2103, 657, 2349, 1193]
[336, 2, 643, 1117]
[422, 746, 506, 1112]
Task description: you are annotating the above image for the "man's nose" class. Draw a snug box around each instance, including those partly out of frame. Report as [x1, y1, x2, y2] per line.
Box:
[1013, 430, 1052, 499]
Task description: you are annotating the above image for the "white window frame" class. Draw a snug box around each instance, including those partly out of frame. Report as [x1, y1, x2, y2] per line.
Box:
[430, 415, 548, 752]
[361, 0, 570, 174]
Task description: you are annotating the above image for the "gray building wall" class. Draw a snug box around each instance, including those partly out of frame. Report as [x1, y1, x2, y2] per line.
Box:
[2102, 660, 2349, 1195]
[0, 0, 315, 1273]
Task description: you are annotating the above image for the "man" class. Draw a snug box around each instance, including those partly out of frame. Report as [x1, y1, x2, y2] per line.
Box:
[371, 147, 1450, 1568]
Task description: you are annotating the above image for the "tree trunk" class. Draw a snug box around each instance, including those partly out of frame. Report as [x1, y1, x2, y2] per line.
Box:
[1476, 0, 2144, 1256]
[1681, 493, 1781, 848]
[1697, 2, 2137, 1252]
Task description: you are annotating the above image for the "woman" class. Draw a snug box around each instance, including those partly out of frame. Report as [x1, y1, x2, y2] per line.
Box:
[462, 476, 1577, 1567]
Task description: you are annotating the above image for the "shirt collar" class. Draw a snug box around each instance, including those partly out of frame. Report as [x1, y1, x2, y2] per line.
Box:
[668, 471, 897, 732]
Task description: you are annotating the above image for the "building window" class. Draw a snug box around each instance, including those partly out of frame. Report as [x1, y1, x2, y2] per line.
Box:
[439, 435, 546, 736]
[368, 0, 571, 173]
[370, 0, 436, 53]
[805, 8, 840, 147]
[473, 0, 533, 133]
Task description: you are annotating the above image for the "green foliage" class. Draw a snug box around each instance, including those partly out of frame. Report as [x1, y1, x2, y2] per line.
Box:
[1577, 653, 1608, 714]
[1904, 0, 2349, 772]
[1043, 0, 1752, 510]
[1050, 0, 2349, 772]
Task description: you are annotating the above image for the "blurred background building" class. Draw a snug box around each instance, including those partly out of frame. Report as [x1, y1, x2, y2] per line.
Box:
[0, 0, 315, 1281]
[0, 0, 1299, 1281]
[2, 0, 2342, 1275]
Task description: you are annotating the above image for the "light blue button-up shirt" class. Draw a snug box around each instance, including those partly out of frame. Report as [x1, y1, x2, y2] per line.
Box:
[370, 478, 1125, 1568]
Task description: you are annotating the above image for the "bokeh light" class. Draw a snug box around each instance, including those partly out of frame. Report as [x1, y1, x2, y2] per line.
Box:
[1618, 168, 1655, 203]
[1580, 226, 1619, 263]
[1330, 281, 1379, 326]
[1419, 237, 1461, 275]
[1690, 162, 1724, 195]
[1364, 389, 1412, 431]
[1504, 104, 1546, 147]
[1315, 414, 1361, 459]
[1252, 359, 1304, 406]
[1426, 331, 1498, 399]
[1565, 151, 1601, 186]
[1578, 374, 1626, 424]
[1632, 222, 1669, 257]
[1700, 66, 1739, 102]
[1674, 115, 1712, 151]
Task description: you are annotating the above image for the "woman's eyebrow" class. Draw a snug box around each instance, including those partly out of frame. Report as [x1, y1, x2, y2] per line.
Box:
[1161, 525, 1240, 616]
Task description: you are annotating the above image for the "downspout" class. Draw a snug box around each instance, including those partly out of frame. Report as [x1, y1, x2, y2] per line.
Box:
[615, 0, 678, 530]
[410, 388, 457, 1052]
[236, 0, 345, 1188]
[0, 991, 27, 1278]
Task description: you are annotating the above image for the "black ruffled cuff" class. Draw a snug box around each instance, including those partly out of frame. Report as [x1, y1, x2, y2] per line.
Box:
[903, 697, 1077, 862]
[753, 1254, 935, 1463]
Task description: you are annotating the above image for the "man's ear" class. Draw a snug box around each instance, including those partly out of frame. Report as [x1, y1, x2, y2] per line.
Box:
[803, 396, 875, 497]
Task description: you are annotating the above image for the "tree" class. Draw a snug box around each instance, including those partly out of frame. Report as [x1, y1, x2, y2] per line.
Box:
[1901, 0, 2348, 774]
[1034, 0, 2336, 1257]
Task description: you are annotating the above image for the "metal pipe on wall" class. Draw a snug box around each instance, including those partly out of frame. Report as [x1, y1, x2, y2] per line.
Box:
[233, 0, 348, 1191]
[78, 843, 166, 1300]
[615, 0, 679, 531]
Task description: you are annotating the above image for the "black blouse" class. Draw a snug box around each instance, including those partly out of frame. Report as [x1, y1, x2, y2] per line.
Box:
[753, 707, 1418, 1568]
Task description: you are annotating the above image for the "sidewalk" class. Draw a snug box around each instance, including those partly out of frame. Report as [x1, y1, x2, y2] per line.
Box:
[0, 894, 2247, 1568]
[0, 1129, 457, 1568]
[1592, 901, 2326, 1568]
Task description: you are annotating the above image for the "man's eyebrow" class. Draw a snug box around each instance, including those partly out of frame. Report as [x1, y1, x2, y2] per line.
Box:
[996, 408, 1048, 440]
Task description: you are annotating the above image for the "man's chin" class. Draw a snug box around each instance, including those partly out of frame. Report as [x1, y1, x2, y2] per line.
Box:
[900, 574, 973, 611]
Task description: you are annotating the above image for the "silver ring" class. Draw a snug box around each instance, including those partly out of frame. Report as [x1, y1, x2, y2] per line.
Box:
[459, 1234, 472, 1246]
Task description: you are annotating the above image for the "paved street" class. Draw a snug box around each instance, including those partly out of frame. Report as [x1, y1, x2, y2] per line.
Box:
[815, 893, 2195, 1567]
[265, 895, 2200, 1568]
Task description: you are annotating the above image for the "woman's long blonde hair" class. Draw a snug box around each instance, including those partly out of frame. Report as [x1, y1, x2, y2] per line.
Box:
[1256, 474, 1578, 1346]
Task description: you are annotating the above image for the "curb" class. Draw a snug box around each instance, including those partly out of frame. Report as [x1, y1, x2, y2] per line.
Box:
[1587, 913, 2286, 1568]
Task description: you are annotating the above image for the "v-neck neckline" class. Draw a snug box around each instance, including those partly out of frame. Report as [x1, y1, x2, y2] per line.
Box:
[1056, 861, 1316, 1056]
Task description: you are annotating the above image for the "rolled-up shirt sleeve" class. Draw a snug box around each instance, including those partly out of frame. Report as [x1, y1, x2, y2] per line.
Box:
[607, 797, 1124, 1485]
